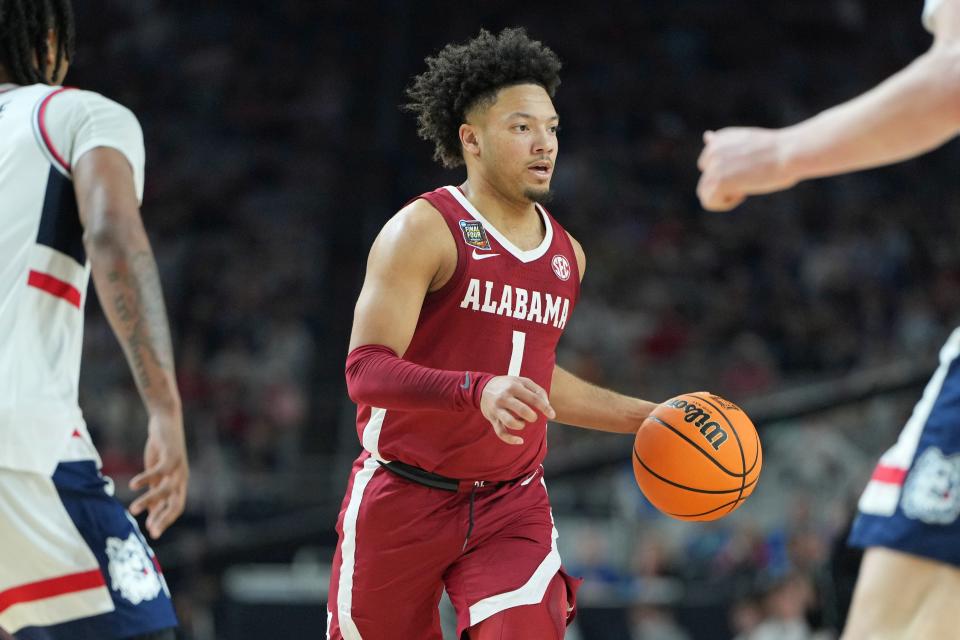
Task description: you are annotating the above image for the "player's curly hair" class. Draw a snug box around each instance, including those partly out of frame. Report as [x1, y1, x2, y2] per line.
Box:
[405, 27, 562, 168]
[0, 0, 74, 85]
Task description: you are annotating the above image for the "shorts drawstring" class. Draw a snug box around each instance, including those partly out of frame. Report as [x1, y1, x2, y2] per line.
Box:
[463, 481, 482, 551]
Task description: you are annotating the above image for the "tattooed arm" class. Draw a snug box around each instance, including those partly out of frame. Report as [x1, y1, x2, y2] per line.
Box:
[74, 147, 188, 539]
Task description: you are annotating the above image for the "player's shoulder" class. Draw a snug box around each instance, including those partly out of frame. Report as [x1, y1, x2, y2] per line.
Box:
[384, 195, 450, 243]
[367, 196, 455, 276]
[45, 87, 139, 122]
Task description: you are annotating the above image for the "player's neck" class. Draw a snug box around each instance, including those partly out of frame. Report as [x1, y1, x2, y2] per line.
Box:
[459, 177, 538, 229]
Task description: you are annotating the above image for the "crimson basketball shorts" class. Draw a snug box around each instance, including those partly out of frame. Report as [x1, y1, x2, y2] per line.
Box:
[0, 460, 177, 639]
[849, 327, 960, 567]
[327, 452, 581, 640]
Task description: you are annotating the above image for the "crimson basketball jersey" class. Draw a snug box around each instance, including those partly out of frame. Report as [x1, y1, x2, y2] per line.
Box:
[356, 185, 580, 481]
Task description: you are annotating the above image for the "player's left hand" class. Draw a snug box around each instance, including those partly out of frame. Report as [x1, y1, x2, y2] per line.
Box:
[129, 411, 189, 539]
[697, 128, 798, 211]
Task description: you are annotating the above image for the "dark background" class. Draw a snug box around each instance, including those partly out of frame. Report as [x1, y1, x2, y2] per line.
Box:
[67, 1, 959, 638]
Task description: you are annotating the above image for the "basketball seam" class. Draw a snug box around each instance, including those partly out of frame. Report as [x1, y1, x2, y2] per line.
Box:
[666, 496, 746, 519]
[645, 415, 747, 478]
[679, 393, 760, 475]
[683, 394, 748, 513]
[633, 447, 759, 495]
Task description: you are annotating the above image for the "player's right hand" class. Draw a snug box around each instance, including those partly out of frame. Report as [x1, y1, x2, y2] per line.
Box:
[697, 128, 798, 211]
[480, 376, 556, 445]
[129, 410, 189, 539]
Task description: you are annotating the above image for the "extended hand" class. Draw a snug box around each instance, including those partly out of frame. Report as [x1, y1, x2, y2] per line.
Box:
[480, 376, 556, 445]
[129, 411, 189, 538]
[697, 128, 798, 211]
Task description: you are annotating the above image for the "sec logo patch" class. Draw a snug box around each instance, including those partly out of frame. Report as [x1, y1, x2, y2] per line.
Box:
[551, 255, 571, 281]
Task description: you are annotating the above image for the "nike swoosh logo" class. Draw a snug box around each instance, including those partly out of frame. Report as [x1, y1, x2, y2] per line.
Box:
[461, 372, 471, 390]
[472, 249, 500, 260]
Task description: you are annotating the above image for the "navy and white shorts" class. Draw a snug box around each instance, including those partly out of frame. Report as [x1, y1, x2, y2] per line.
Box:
[0, 451, 177, 639]
[850, 327, 960, 567]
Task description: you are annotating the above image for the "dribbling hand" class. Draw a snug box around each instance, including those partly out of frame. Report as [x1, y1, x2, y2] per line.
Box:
[129, 411, 189, 539]
[480, 376, 556, 445]
[697, 128, 798, 211]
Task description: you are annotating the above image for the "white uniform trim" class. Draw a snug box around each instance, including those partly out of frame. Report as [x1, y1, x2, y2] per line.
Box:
[361, 407, 389, 462]
[336, 456, 381, 640]
[1, 587, 115, 633]
[467, 477, 562, 626]
[444, 186, 554, 264]
[859, 327, 960, 516]
[0, 467, 114, 633]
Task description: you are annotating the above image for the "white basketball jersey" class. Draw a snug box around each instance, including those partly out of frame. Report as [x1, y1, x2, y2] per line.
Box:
[924, 0, 946, 32]
[0, 83, 144, 474]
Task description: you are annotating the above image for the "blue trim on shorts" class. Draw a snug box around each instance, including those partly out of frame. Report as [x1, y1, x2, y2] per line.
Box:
[13, 461, 177, 640]
[849, 357, 960, 567]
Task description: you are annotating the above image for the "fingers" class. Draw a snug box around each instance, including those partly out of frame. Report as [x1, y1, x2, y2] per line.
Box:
[516, 378, 555, 419]
[697, 173, 746, 212]
[130, 476, 173, 516]
[491, 416, 524, 446]
[129, 466, 163, 491]
[145, 485, 186, 539]
[504, 396, 539, 422]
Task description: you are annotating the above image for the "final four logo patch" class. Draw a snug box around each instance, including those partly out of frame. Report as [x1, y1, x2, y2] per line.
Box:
[459, 220, 492, 251]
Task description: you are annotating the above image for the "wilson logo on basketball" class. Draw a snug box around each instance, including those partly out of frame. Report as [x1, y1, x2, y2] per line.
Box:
[551, 255, 571, 281]
[665, 399, 728, 450]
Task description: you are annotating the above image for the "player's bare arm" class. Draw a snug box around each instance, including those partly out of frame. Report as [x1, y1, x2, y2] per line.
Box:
[348, 198, 554, 446]
[549, 232, 657, 433]
[550, 367, 656, 434]
[349, 198, 457, 354]
[74, 147, 187, 539]
[698, 0, 960, 212]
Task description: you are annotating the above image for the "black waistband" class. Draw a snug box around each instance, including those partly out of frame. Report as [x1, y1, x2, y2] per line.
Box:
[378, 460, 514, 492]
[379, 460, 461, 491]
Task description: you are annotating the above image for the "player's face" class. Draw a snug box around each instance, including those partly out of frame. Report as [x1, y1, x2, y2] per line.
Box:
[474, 84, 558, 204]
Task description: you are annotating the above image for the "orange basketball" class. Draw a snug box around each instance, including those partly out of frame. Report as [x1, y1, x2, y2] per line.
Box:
[633, 392, 762, 521]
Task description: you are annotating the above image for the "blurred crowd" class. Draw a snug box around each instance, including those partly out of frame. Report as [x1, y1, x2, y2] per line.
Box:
[68, 1, 959, 638]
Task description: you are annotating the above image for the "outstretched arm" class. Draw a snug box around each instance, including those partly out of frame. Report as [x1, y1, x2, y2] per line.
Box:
[550, 366, 657, 434]
[698, 0, 960, 211]
[74, 147, 187, 539]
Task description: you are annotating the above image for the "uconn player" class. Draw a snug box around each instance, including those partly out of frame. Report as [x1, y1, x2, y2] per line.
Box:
[329, 28, 661, 640]
[698, 1, 960, 637]
[0, 2, 186, 639]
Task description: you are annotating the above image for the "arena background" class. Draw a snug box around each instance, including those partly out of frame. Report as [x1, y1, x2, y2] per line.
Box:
[66, 1, 959, 638]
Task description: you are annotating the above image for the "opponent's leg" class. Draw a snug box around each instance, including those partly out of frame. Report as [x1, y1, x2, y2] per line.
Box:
[465, 571, 569, 640]
[842, 547, 960, 640]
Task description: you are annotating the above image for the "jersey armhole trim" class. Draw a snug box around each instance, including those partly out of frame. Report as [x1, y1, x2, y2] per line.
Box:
[418, 194, 468, 307]
[547, 212, 581, 301]
[31, 87, 75, 178]
[563, 228, 582, 301]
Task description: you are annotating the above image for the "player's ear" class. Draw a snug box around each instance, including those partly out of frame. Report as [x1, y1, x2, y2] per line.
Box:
[460, 123, 481, 159]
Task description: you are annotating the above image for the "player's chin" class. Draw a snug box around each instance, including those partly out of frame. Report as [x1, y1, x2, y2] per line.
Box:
[522, 186, 553, 205]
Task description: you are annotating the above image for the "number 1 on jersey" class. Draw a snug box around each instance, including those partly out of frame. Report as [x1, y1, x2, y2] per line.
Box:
[508, 330, 526, 376]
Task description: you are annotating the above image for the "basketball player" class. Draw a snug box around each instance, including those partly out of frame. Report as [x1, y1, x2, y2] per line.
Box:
[328, 28, 660, 639]
[0, 2, 186, 638]
[698, 1, 960, 637]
